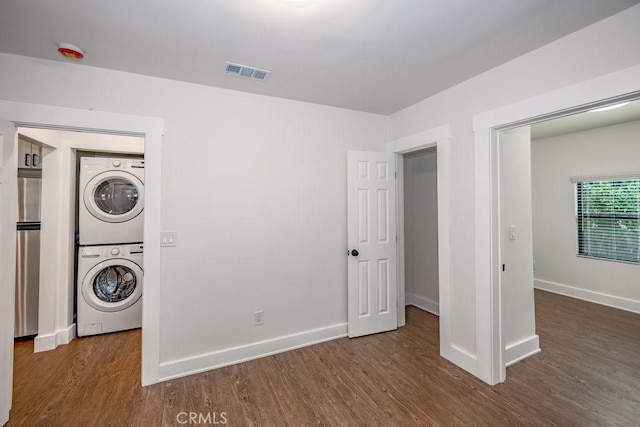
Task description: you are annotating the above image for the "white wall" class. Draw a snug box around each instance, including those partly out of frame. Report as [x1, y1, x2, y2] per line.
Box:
[499, 127, 539, 366]
[18, 128, 144, 351]
[531, 120, 640, 312]
[0, 54, 388, 379]
[403, 148, 439, 315]
[390, 5, 640, 378]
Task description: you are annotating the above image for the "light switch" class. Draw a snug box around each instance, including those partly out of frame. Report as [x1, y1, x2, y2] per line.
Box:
[160, 231, 177, 247]
[509, 226, 516, 241]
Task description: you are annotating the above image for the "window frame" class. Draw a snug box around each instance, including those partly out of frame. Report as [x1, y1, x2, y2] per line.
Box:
[574, 177, 640, 265]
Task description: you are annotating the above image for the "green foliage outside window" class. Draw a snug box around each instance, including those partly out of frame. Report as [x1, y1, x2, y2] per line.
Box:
[577, 179, 639, 263]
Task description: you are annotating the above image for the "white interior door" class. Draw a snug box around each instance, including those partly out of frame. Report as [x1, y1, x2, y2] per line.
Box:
[0, 116, 17, 425]
[347, 151, 397, 338]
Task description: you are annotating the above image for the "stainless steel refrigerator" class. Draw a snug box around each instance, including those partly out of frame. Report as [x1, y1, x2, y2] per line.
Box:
[15, 168, 42, 338]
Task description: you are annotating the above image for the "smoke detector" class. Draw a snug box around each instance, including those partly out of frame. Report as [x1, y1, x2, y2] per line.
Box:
[57, 42, 84, 60]
[225, 62, 271, 81]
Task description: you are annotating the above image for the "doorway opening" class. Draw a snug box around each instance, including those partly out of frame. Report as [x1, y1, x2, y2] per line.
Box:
[14, 127, 145, 352]
[474, 67, 640, 384]
[0, 101, 164, 420]
[496, 96, 640, 374]
[387, 124, 464, 372]
[8, 126, 148, 421]
[402, 147, 440, 317]
[347, 144, 446, 345]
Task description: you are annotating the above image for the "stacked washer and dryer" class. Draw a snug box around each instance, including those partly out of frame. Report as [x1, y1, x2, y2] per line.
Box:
[76, 156, 145, 337]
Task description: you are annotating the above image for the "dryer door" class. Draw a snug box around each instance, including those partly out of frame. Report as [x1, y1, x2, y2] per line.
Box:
[83, 170, 144, 223]
[82, 259, 143, 312]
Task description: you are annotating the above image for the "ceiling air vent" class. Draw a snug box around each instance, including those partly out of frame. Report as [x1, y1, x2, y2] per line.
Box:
[225, 62, 271, 81]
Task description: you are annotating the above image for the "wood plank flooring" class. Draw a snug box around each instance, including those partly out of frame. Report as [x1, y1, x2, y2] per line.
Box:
[8, 290, 640, 426]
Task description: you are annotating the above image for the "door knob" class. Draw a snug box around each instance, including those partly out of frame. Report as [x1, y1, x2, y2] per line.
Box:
[351, 249, 359, 257]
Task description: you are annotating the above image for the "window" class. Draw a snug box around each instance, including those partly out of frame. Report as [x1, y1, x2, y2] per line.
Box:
[575, 178, 640, 263]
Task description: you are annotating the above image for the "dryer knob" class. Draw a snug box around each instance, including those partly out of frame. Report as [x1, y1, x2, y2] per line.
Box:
[112, 160, 122, 167]
[111, 248, 120, 256]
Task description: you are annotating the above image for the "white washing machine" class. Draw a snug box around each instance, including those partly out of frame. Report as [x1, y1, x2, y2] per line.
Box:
[79, 156, 144, 245]
[77, 244, 143, 337]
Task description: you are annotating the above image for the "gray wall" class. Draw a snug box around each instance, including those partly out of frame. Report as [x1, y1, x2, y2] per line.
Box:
[404, 148, 439, 314]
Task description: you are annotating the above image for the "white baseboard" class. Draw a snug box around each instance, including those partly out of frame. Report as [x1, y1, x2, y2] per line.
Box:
[34, 323, 76, 353]
[405, 295, 476, 377]
[442, 344, 478, 379]
[158, 323, 348, 382]
[406, 293, 439, 316]
[535, 279, 640, 315]
[504, 335, 540, 367]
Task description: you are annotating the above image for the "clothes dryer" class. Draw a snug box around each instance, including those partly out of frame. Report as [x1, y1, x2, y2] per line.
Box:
[76, 244, 143, 337]
[79, 156, 144, 245]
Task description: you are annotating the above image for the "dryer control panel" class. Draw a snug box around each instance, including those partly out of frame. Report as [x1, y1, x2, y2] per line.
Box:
[79, 244, 144, 260]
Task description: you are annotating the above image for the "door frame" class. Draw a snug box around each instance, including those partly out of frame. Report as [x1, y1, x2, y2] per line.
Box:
[496, 125, 540, 370]
[0, 99, 164, 387]
[388, 125, 459, 368]
[0, 116, 17, 425]
[473, 64, 640, 385]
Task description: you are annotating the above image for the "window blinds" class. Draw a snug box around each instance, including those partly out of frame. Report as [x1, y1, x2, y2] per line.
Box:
[575, 178, 640, 263]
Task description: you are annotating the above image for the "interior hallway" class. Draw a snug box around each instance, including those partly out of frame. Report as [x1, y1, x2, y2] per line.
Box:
[9, 290, 640, 426]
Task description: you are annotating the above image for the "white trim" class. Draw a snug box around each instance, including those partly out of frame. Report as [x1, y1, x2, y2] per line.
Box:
[388, 125, 450, 154]
[473, 66, 640, 133]
[535, 279, 640, 315]
[570, 172, 640, 183]
[34, 323, 77, 353]
[445, 345, 478, 376]
[396, 157, 406, 327]
[0, 116, 17, 425]
[158, 323, 348, 381]
[0, 99, 164, 386]
[473, 64, 640, 385]
[504, 335, 540, 367]
[435, 130, 452, 367]
[406, 294, 439, 316]
[388, 124, 452, 371]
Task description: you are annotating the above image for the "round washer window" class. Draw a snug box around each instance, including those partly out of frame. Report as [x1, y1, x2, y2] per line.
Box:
[94, 178, 139, 215]
[93, 265, 137, 303]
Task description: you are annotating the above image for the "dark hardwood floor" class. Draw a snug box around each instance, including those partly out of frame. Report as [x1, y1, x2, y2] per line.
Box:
[8, 290, 640, 426]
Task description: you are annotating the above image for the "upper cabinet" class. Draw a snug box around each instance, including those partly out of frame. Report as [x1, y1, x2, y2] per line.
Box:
[18, 137, 42, 169]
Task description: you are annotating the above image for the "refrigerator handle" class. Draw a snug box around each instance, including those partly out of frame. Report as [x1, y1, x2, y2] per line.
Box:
[25, 153, 30, 167]
[32, 153, 37, 167]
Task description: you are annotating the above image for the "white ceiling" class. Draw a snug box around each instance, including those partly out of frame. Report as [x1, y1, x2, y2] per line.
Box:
[0, 0, 638, 114]
[531, 99, 640, 140]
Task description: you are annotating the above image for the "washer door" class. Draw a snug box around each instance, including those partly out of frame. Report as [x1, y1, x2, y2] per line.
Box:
[82, 259, 143, 312]
[83, 170, 144, 223]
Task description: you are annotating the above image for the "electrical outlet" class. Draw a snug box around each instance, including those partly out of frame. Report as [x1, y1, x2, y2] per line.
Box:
[254, 310, 264, 326]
